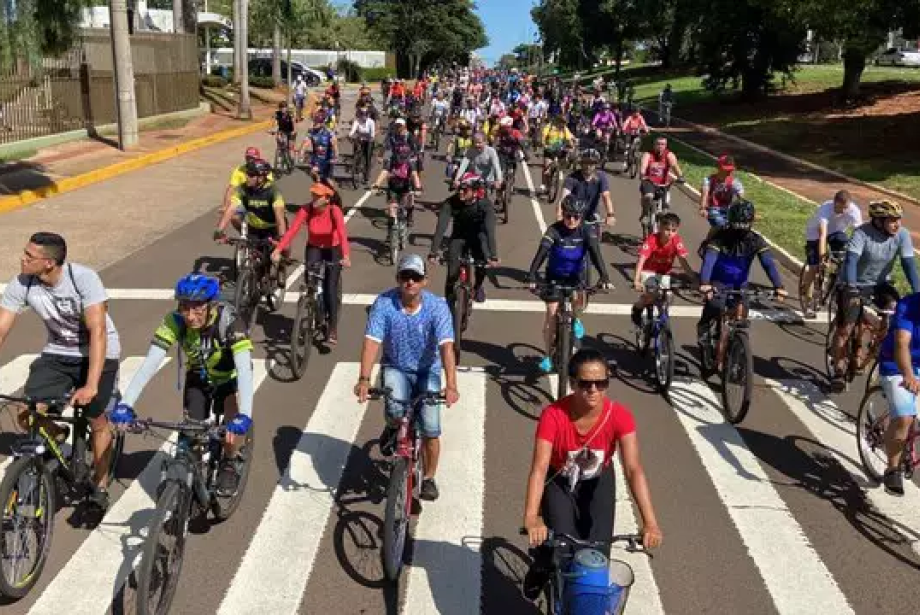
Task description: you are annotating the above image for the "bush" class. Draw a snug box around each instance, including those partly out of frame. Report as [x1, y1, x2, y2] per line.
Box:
[336, 58, 362, 83]
[249, 76, 276, 89]
[362, 67, 394, 83]
[201, 74, 228, 88]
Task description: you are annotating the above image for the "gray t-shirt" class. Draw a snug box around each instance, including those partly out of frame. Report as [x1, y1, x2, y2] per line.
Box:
[846, 223, 914, 287]
[1, 263, 121, 359]
[457, 145, 503, 184]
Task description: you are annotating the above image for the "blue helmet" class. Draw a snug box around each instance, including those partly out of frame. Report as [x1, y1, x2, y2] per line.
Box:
[175, 274, 220, 302]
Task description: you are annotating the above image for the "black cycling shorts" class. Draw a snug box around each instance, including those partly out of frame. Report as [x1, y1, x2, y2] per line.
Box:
[183, 371, 238, 421]
[24, 354, 119, 419]
[836, 283, 899, 325]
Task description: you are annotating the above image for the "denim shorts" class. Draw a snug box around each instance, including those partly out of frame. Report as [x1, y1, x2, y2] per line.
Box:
[881, 371, 920, 418]
[381, 366, 442, 438]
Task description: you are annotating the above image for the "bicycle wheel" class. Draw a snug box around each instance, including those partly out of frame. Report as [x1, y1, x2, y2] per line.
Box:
[546, 167, 560, 204]
[555, 318, 571, 400]
[87, 426, 124, 488]
[721, 331, 753, 424]
[628, 147, 639, 179]
[212, 422, 255, 521]
[388, 218, 400, 266]
[0, 458, 55, 599]
[451, 286, 468, 363]
[233, 267, 257, 330]
[382, 456, 411, 581]
[503, 168, 514, 224]
[135, 480, 190, 615]
[289, 294, 316, 380]
[824, 298, 840, 381]
[797, 264, 813, 316]
[856, 385, 889, 482]
[654, 325, 676, 393]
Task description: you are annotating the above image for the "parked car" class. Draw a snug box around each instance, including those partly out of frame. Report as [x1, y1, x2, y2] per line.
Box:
[876, 47, 920, 67]
[248, 58, 322, 85]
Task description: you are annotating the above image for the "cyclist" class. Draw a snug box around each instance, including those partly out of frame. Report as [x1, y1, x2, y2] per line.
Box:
[428, 173, 499, 304]
[639, 136, 684, 225]
[876, 291, 920, 495]
[829, 200, 919, 392]
[558, 148, 616, 229]
[445, 118, 473, 179]
[454, 131, 503, 192]
[272, 182, 350, 345]
[619, 106, 650, 172]
[272, 101, 297, 164]
[293, 75, 308, 122]
[591, 101, 618, 152]
[631, 212, 695, 327]
[527, 196, 612, 374]
[406, 107, 428, 172]
[493, 116, 527, 193]
[430, 91, 450, 139]
[215, 158, 289, 287]
[303, 110, 339, 187]
[800, 190, 862, 318]
[372, 118, 423, 227]
[111, 274, 255, 496]
[521, 348, 662, 600]
[698, 154, 744, 250]
[658, 83, 674, 125]
[348, 105, 376, 186]
[697, 200, 787, 360]
[354, 254, 459, 501]
[0, 232, 121, 509]
[460, 98, 483, 132]
[221, 147, 273, 219]
[539, 114, 576, 194]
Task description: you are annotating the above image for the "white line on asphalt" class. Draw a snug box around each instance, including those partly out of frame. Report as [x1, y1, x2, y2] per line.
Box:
[344, 189, 374, 224]
[769, 379, 920, 557]
[520, 159, 548, 234]
[667, 379, 854, 614]
[402, 370, 486, 615]
[218, 362, 375, 615]
[28, 359, 268, 615]
[549, 375, 665, 615]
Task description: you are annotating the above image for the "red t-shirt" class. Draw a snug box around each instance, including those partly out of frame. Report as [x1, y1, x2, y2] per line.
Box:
[276, 202, 350, 257]
[638, 232, 688, 275]
[536, 397, 636, 481]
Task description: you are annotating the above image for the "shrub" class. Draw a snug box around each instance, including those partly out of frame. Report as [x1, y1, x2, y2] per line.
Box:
[201, 74, 228, 88]
[336, 58, 362, 83]
[249, 76, 276, 89]
[362, 67, 394, 82]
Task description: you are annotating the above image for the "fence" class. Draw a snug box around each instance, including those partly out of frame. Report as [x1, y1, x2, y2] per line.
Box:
[210, 47, 391, 70]
[0, 29, 200, 146]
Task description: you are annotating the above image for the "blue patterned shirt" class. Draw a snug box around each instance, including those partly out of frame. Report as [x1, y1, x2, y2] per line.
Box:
[365, 289, 454, 373]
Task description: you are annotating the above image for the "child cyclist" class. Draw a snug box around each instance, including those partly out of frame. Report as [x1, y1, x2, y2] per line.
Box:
[631, 212, 695, 327]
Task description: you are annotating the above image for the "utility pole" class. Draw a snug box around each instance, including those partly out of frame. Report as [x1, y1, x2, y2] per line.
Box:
[109, 0, 138, 149]
[173, 0, 184, 33]
[232, 0, 241, 85]
[237, 0, 252, 119]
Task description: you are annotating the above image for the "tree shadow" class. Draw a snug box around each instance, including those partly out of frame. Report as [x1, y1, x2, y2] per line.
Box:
[192, 255, 235, 281]
[608, 233, 643, 258]
[480, 536, 543, 615]
[752, 354, 825, 385]
[593, 332, 659, 396]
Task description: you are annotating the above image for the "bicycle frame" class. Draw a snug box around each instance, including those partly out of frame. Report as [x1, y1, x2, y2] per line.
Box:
[3, 395, 81, 482]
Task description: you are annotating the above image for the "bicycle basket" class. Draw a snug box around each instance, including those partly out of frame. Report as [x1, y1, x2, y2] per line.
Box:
[563, 550, 634, 615]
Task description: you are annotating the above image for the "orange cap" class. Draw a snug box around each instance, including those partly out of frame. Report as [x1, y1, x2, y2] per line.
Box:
[310, 183, 335, 198]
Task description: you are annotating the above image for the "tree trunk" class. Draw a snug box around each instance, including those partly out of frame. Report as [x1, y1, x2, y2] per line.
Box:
[173, 0, 183, 33]
[238, 0, 251, 119]
[232, 0, 241, 85]
[841, 46, 866, 101]
[272, 22, 282, 86]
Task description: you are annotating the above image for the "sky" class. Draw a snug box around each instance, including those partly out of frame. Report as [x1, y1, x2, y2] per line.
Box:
[474, 0, 539, 67]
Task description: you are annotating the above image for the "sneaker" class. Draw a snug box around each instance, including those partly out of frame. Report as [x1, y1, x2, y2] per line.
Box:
[573, 318, 585, 340]
[420, 478, 439, 501]
[474, 286, 486, 303]
[523, 563, 551, 601]
[538, 356, 553, 374]
[89, 487, 110, 512]
[326, 328, 338, 345]
[379, 424, 397, 456]
[883, 468, 904, 496]
[216, 456, 243, 497]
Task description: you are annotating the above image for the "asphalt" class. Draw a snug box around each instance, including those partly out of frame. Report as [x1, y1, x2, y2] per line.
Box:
[0, 90, 918, 615]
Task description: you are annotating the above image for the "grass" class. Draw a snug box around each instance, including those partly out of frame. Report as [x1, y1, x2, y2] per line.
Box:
[0, 147, 38, 162]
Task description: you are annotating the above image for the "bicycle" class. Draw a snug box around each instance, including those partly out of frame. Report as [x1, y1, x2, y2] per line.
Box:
[856, 385, 920, 484]
[824, 286, 894, 390]
[624, 134, 642, 179]
[0, 392, 124, 599]
[659, 101, 673, 128]
[699, 287, 782, 424]
[288, 260, 338, 380]
[437, 252, 489, 363]
[634, 276, 684, 394]
[520, 529, 647, 615]
[373, 186, 417, 266]
[349, 136, 373, 189]
[127, 412, 254, 615]
[529, 117, 544, 152]
[429, 114, 446, 152]
[227, 235, 285, 330]
[496, 153, 518, 224]
[272, 131, 295, 176]
[640, 180, 682, 240]
[542, 147, 571, 205]
[368, 386, 446, 581]
[797, 250, 844, 318]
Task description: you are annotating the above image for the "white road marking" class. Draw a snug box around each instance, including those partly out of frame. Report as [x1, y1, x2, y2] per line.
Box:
[218, 362, 374, 615]
[770, 379, 920, 557]
[28, 359, 268, 615]
[520, 158, 548, 234]
[667, 379, 854, 614]
[402, 371, 486, 614]
[344, 189, 374, 224]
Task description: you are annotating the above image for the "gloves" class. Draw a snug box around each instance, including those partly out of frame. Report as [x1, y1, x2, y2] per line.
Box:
[110, 403, 136, 426]
[227, 414, 253, 436]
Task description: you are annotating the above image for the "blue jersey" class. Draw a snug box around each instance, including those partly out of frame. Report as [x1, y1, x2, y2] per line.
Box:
[705, 229, 770, 288]
[309, 128, 334, 161]
[879, 293, 920, 376]
[365, 289, 454, 373]
[537, 222, 596, 279]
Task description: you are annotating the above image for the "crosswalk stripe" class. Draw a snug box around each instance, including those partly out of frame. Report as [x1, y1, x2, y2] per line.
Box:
[28, 359, 268, 615]
[401, 370, 487, 614]
[667, 380, 854, 614]
[217, 362, 374, 615]
[549, 375, 665, 615]
[770, 379, 920, 557]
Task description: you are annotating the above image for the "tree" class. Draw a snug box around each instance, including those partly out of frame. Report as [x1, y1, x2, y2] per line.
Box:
[532, 0, 582, 70]
[498, 53, 517, 70]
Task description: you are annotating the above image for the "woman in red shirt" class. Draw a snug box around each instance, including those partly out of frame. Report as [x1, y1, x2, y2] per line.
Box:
[521, 348, 662, 599]
[272, 182, 351, 344]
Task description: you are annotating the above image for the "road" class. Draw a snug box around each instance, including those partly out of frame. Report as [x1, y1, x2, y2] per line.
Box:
[0, 95, 918, 615]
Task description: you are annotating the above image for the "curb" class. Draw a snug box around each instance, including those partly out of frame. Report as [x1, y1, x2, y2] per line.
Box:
[0, 117, 273, 216]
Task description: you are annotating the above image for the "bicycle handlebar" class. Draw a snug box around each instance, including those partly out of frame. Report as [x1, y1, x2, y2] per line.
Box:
[518, 528, 650, 555]
[123, 416, 226, 438]
[0, 393, 71, 416]
[525, 282, 609, 296]
[366, 386, 446, 406]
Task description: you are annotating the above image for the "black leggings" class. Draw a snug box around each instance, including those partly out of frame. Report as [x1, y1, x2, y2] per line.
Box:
[444, 237, 487, 304]
[305, 245, 343, 330]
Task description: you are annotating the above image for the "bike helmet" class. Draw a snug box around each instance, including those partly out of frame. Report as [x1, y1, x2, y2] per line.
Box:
[727, 199, 756, 229]
[459, 172, 484, 189]
[561, 195, 587, 217]
[868, 199, 903, 219]
[246, 158, 272, 177]
[580, 148, 601, 163]
[244, 146, 260, 160]
[175, 274, 220, 302]
[457, 118, 470, 130]
[499, 116, 513, 127]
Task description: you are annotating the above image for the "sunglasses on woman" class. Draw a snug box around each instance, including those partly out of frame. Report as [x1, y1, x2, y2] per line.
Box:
[576, 378, 609, 391]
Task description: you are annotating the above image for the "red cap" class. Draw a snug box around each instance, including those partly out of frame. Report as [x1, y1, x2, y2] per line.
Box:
[718, 155, 735, 172]
[245, 147, 260, 159]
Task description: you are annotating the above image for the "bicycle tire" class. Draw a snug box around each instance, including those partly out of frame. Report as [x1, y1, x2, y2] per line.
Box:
[797, 264, 813, 316]
[452, 286, 468, 364]
[234, 267, 257, 331]
[388, 218, 400, 266]
[654, 325, 676, 393]
[628, 147, 639, 179]
[824, 300, 839, 381]
[290, 294, 315, 380]
[547, 167, 560, 204]
[212, 422, 255, 521]
[135, 480, 189, 615]
[86, 427, 124, 488]
[503, 168, 514, 224]
[856, 385, 889, 482]
[721, 331, 753, 424]
[0, 457, 55, 599]
[382, 456, 411, 581]
[555, 317, 571, 400]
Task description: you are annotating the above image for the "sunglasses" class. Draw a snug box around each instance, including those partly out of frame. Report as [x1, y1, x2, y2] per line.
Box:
[398, 271, 424, 284]
[576, 378, 609, 391]
[563, 213, 582, 220]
